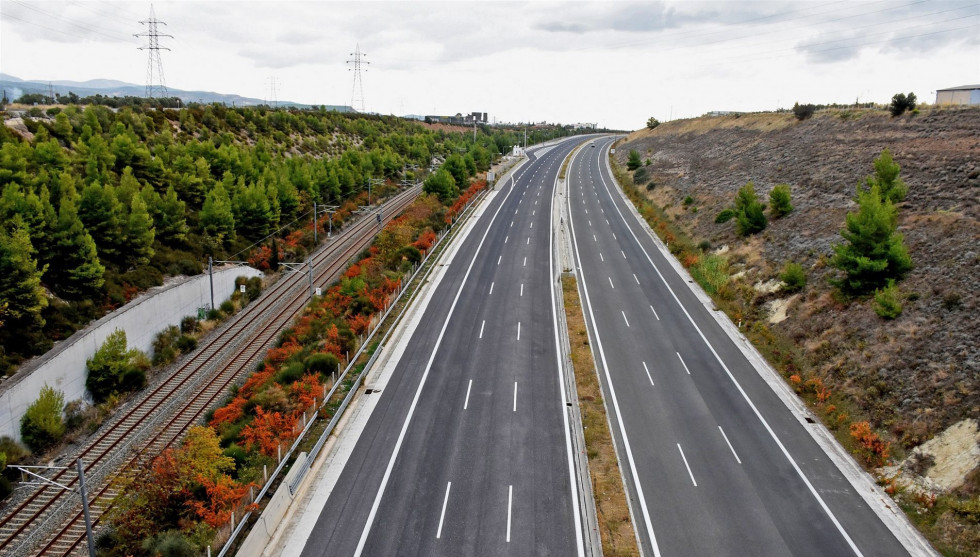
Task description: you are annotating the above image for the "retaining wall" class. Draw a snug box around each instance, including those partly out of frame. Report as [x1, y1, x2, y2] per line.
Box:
[0, 266, 263, 442]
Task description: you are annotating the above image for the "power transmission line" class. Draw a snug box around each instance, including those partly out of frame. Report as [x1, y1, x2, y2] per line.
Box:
[7, 0, 130, 42]
[347, 44, 369, 112]
[135, 4, 172, 98]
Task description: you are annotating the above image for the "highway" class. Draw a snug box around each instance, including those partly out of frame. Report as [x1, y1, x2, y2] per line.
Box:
[564, 137, 914, 557]
[297, 138, 588, 556]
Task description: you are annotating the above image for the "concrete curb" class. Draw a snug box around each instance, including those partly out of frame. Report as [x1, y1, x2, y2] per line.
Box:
[602, 144, 939, 557]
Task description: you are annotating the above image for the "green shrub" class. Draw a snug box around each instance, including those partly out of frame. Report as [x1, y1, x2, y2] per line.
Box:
[245, 276, 263, 301]
[20, 385, 66, 452]
[305, 352, 340, 376]
[646, 117, 660, 130]
[86, 329, 148, 403]
[206, 308, 222, 320]
[141, 530, 197, 557]
[734, 183, 767, 236]
[697, 240, 712, 252]
[874, 281, 903, 319]
[769, 184, 793, 218]
[941, 292, 962, 311]
[627, 150, 642, 171]
[715, 208, 736, 223]
[0, 436, 29, 464]
[175, 335, 198, 353]
[119, 368, 147, 392]
[220, 300, 235, 314]
[180, 316, 199, 334]
[889, 92, 916, 117]
[275, 361, 306, 385]
[779, 262, 807, 292]
[633, 167, 649, 185]
[792, 102, 816, 121]
[683, 195, 695, 206]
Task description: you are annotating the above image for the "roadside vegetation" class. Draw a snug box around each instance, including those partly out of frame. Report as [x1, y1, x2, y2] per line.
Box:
[99, 178, 487, 554]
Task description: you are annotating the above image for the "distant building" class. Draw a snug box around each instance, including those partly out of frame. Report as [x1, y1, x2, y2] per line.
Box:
[424, 111, 488, 125]
[935, 85, 980, 106]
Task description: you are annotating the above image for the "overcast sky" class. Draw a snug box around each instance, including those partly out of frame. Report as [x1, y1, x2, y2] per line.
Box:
[2, 0, 978, 130]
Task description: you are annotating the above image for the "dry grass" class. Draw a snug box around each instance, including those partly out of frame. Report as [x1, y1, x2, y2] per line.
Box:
[562, 276, 639, 556]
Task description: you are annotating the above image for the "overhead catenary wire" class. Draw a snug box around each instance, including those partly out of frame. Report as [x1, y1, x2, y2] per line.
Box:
[6, 0, 132, 43]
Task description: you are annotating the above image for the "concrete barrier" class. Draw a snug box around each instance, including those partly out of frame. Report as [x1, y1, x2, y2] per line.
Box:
[0, 266, 262, 442]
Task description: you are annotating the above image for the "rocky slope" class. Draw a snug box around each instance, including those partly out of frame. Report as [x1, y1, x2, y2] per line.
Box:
[614, 106, 979, 552]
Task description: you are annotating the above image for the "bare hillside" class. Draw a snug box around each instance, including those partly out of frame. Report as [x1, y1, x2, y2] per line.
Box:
[614, 106, 979, 550]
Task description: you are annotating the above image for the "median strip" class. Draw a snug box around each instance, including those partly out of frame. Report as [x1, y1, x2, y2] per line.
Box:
[561, 275, 639, 555]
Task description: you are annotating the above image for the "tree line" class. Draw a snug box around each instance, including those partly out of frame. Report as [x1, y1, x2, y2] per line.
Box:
[0, 103, 562, 376]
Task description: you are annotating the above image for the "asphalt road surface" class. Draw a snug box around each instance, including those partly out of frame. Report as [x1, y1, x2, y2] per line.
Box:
[299, 138, 589, 557]
[564, 137, 912, 557]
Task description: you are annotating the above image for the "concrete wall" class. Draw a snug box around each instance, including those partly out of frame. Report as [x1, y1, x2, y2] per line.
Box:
[0, 266, 263, 442]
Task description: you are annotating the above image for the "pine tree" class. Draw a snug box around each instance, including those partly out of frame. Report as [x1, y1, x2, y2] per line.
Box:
[48, 196, 105, 299]
[863, 149, 907, 203]
[769, 184, 793, 218]
[200, 183, 236, 243]
[832, 185, 912, 295]
[232, 182, 274, 240]
[144, 185, 188, 244]
[734, 182, 767, 236]
[78, 182, 124, 263]
[0, 218, 47, 331]
[124, 193, 155, 269]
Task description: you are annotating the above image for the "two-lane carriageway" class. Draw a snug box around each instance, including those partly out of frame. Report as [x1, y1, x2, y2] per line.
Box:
[295, 137, 591, 556]
[564, 137, 915, 557]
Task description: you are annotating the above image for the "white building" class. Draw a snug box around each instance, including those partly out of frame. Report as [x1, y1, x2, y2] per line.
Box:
[935, 85, 980, 106]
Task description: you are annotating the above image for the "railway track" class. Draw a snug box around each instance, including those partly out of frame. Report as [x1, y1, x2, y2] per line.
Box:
[0, 186, 421, 556]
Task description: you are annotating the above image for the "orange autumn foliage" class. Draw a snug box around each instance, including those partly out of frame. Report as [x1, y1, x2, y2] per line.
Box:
[190, 474, 256, 528]
[849, 421, 891, 467]
[290, 373, 323, 411]
[210, 395, 248, 426]
[240, 406, 298, 458]
[413, 229, 437, 251]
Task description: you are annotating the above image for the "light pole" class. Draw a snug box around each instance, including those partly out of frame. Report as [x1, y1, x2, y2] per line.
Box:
[13, 459, 96, 557]
[367, 178, 384, 205]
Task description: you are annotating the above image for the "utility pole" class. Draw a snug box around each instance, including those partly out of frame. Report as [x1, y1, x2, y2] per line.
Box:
[281, 261, 314, 300]
[208, 257, 249, 311]
[135, 4, 172, 99]
[13, 460, 96, 557]
[312, 201, 338, 243]
[347, 44, 369, 113]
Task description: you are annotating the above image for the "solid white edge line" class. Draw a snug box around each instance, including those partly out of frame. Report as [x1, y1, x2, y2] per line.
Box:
[352, 157, 524, 556]
[642, 361, 654, 386]
[719, 426, 742, 464]
[436, 481, 451, 539]
[551, 143, 586, 557]
[568, 143, 662, 557]
[595, 136, 865, 557]
[506, 484, 513, 543]
[676, 352, 692, 375]
[677, 444, 697, 487]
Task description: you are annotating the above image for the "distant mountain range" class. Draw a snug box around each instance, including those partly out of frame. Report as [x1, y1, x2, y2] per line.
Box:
[0, 73, 353, 112]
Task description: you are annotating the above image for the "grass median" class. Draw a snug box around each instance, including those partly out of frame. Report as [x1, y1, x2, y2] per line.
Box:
[562, 275, 639, 556]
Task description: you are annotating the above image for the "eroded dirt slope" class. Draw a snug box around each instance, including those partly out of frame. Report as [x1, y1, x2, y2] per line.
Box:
[615, 106, 979, 449]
